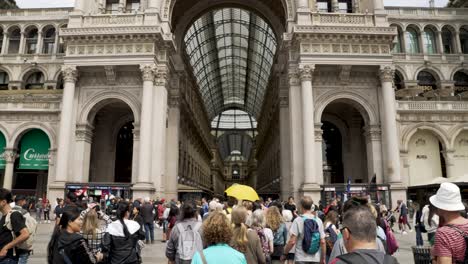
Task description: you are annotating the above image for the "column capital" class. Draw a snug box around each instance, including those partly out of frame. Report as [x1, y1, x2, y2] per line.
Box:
[299, 64, 315, 81]
[75, 123, 94, 143]
[61, 65, 78, 83]
[2, 148, 17, 164]
[363, 125, 382, 142]
[288, 70, 300, 86]
[140, 64, 156, 82]
[155, 66, 168, 86]
[379, 65, 394, 83]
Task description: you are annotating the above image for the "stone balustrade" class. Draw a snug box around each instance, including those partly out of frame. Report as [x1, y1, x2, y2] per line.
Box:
[385, 7, 468, 17]
[83, 14, 146, 27]
[0, 8, 71, 17]
[397, 101, 468, 111]
[311, 13, 375, 26]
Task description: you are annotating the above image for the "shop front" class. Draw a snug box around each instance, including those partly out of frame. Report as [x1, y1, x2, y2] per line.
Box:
[65, 182, 133, 205]
[321, 183, 391, 208]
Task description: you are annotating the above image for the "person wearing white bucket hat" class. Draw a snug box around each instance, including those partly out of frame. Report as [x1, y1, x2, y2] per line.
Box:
[430, 182, 468, 264]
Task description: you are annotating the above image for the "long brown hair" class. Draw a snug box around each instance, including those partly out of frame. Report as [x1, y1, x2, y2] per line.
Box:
[265, 206, 283, 232]
[82, 209, 99, 240]
[230, 206, 249, 253]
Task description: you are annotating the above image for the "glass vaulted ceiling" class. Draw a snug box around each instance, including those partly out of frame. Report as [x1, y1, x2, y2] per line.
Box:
[184, 8, 277, 119]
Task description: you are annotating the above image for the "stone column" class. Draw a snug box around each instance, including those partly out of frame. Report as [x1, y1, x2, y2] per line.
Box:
[364, 125, 383, 183]
[436, 30, 444, 54]
[279, 86, 291, 201]
[165, 95, 180, 201]
[74, 124, 94, 183]
[134, 64, 155, 197]
[2, 149, 16, 189]
[53, 30, 60, 54]
[1, 33, 8, 55]
[18, 31, 26, 54]
[151, 66, 168, 196]
[296, 0, 311, 25]
[299, 64, 320, 201]
[55, 66, 78, 184]
[455, 30, 462, 54]
[374, 0, 384, 10]
[36, 31, 43, 55]
[443, 151, 456, 179]
[288, 69, 303, 201]
[380, 66, 405, 207]
[315, 124, 324, 185]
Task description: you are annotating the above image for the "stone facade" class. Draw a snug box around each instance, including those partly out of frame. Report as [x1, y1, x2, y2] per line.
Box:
[0, 0, 466, 207]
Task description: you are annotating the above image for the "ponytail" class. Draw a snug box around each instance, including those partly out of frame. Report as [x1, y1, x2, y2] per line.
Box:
[117, 202, 131, 238]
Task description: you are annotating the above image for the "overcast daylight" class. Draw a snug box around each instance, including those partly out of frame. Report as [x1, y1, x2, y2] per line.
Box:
[14, 0, 450, 8]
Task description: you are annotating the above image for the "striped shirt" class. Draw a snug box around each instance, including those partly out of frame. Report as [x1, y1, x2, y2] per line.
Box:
[432, 222, 468, 264]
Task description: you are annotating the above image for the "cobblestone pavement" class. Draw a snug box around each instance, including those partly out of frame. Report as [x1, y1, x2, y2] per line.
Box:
[29, 221, 421, 263]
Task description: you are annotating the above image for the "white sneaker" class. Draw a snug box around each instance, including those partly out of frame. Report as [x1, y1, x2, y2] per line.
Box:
[408, 229, 413, 232]
[402, 231, 408, 235]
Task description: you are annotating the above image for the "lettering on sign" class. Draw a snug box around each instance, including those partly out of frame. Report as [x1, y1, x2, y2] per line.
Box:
[23, 148, 49, 161]
[416, 155, 427, 159]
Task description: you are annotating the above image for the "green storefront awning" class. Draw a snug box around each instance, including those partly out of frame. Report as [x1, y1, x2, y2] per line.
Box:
[19, 129, 50, 170]
[0, 133, 5, 169]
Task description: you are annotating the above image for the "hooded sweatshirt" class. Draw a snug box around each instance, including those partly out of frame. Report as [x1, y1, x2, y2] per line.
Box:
[50, 231, 98, 264]
[102, 219, 145, 264]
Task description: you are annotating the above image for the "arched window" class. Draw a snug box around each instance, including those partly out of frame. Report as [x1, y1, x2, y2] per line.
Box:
[423, 27, 437, 54]
[394, 71, 404, 90]
[338, 0, 352, 13]
[454, 71, 468, 96]
[406, 27, 420, 54]
[56, 74, 64, 90]
[24, 71, 45, 89]
[317, 0, 332, 12]
[42, 27, 56, 54]
[106, 0, 119, 14]
[461, 27, 468, 54]
[392, 26, 404, 53]
[0, 71, 9, 90]
[442, 26, 454, 54]
[8, 28, 21, 54]
[417, 71, 437, 91]
[25, 28, 38, 54]
[126, 0, 140, 12]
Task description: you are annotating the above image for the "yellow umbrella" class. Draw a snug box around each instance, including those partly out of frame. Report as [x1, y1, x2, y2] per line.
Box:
[225, 184, 260, 202]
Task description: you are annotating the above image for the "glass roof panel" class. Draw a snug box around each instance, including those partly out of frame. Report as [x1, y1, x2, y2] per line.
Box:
[184, 7, 277, 119]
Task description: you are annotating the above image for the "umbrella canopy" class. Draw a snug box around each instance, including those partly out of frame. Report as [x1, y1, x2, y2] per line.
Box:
[225, 184, 259, 202]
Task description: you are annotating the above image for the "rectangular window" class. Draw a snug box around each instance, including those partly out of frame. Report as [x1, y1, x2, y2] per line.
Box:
[338, 2, 348, 13]
[317, 2, 329, 12]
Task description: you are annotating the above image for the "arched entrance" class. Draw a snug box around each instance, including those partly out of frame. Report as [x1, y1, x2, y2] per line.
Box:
[88, 100, 135, 184]
[13, 129, 50, 197]
[321, 101, 369, 184]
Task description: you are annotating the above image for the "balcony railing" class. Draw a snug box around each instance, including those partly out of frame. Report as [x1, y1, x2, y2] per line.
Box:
[311, 13, 375, 26]
[384, 7, 468, 17]
[0, 8, 71, 17]
[397, 101, 468, 111]
[83, 13, 146, 27]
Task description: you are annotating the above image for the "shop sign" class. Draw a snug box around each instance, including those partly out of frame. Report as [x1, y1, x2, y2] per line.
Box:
[19, 130, 50, 170]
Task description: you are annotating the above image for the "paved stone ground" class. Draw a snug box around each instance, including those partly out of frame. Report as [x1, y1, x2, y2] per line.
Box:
[29, 221, 422, 263]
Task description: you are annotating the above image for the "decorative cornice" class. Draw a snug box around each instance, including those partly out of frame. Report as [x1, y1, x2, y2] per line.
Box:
[61, 65, 78, 83]
[293, 25, 397, 36]
[299, 65, 315, 81]
[379, 66, 394, 83]
[140, 64, 155, 82]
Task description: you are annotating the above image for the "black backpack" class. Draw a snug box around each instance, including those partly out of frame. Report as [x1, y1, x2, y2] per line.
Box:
[337, 252, 398, 264]
[446, 225, 468, 264]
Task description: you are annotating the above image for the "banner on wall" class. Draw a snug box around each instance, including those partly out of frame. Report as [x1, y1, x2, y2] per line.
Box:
[0, 133, 5, 169]
[18, 130, 50, 170]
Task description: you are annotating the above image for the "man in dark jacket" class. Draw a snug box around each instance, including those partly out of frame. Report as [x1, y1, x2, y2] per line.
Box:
[329, 205, 398, 264]
[140, 197, 155, 244]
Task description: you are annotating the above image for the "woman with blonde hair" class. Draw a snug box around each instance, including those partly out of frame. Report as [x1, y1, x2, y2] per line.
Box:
[265, 206, 287, 264]
[191, 211, 246, 264]
[230, 206, 266, 264]
[250, 209, 274, 264]
[81, 204, 113, 256]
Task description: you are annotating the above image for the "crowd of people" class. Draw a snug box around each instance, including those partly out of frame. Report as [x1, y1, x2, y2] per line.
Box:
[0, 182, 466, 263]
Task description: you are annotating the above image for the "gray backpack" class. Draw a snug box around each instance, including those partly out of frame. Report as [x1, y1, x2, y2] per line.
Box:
[176, 222, 203, 261]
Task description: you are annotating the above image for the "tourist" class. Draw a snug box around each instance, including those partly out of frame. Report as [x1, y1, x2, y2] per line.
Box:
[81, 204, 113, 255]
[162, 201, 171, 242]
[395, 200, 411, 234]
[130, 205, 144, 227]
[282, 196, 326, 264]
[54, 199, 64, 224]
[0, 188, 31, 264]
[35, 198, 43, 223]
[431, 182, 468, 264]
[140, 197, 155, 244]
[421, 202, 439, 246]
[250, 209, 274, 263]
[166, 200, 203, 264]
[191, 211, 247, 264]
[102, 201, 144, 264]
[230, 206, 266, 264]
[324, 210, 341, 262]
[412, 202, 424, 246]
[281, 209, 295, 264]
[201, 197, 209, 216]
[166, 204, 180, 239]
[265, 206, 287, 263]
[329, 197, 387, 261]
[44, 200, 51, 224]
[47, 206, 102, 264]
[328, 205, 398, 264]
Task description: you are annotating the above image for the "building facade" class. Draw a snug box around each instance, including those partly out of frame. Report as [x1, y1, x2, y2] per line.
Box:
[0, 0, 467, 206]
